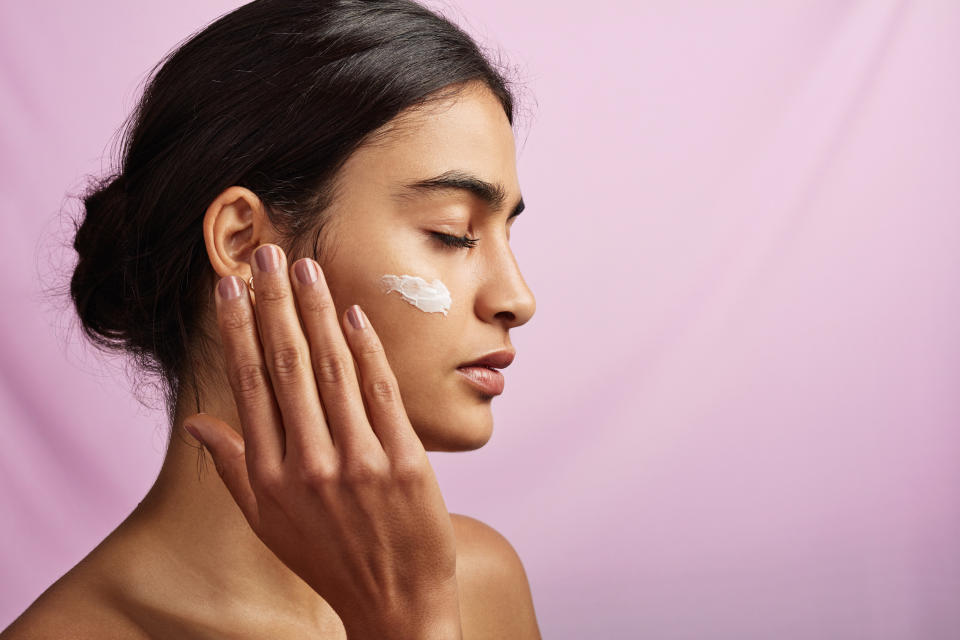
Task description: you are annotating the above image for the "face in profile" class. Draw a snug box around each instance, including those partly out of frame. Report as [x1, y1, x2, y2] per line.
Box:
[314, 81, 536, 452]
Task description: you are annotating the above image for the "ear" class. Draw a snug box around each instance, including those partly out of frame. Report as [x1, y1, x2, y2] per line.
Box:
[203, 186, 275, 285]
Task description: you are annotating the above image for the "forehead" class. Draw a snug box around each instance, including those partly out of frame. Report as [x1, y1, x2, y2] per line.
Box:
[337, 83, 519, 196]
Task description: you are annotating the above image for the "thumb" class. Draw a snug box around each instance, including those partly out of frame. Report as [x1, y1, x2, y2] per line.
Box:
[182, 414, 260, 531]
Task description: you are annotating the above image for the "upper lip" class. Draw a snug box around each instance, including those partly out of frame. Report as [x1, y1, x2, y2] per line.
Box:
[458, 349, 516, 370]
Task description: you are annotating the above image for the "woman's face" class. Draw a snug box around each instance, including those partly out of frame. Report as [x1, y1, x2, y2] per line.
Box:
[316, 82, 536, 452]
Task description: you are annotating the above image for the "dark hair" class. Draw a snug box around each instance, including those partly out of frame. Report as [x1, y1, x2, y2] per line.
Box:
[69, 0, 517, 425]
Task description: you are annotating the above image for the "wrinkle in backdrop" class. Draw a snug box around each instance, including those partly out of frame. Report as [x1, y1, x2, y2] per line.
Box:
[2, 1, 958, 638]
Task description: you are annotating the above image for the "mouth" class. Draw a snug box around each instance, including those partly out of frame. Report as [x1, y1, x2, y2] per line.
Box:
[455, 349, 514, 396]
[455, 365, 505, 396]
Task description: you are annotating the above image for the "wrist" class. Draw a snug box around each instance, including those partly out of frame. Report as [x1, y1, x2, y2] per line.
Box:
[344, 612, 462, 640]
[341, 583, 463, 640]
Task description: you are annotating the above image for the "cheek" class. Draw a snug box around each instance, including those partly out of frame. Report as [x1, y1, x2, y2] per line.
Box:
[379, 273, 452, 316]
[373, 273, 460, 382]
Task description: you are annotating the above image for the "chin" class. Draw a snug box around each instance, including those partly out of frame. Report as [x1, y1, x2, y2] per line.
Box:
[416, 415, 493, 452]
[402, 374, 497, 452]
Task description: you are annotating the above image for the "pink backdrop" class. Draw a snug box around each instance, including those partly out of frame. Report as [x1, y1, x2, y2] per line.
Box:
[3, 1, 958, 637]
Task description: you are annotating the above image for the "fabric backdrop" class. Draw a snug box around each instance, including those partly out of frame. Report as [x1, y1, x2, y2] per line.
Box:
[2, 1, 958, 637]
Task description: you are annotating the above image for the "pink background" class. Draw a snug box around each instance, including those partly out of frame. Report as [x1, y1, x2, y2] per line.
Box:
[3, 1, 959, 637]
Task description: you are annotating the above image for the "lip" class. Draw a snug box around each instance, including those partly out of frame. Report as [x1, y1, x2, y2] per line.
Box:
[457, 349, 515, 370]
[456, 349, 514, 396]
[456, 366, 505, 396]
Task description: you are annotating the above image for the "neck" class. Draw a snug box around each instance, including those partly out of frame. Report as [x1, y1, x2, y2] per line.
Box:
[124, 386, 329, 622]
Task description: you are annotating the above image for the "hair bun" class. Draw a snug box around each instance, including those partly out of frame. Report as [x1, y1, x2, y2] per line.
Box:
[70, 173, 136, 348]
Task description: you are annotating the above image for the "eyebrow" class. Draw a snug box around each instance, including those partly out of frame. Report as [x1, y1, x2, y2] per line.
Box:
[395, 169, 525, 219]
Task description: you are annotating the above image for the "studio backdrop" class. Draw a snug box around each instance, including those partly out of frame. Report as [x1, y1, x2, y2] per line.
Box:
[2, 1, 958, 638]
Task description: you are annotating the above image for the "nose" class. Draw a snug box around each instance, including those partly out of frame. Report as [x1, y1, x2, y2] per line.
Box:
[474, 241, 536, 330]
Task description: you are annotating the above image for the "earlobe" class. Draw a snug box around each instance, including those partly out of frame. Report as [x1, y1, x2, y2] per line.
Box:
[202, 186, 270, 282]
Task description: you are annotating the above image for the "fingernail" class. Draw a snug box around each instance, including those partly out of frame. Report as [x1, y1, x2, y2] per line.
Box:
[347, 304, 366, 329]
[183, 422, 203, 443]
[218, 276, 242, 300]
[295, 259, 318, 285]
[255, 244, 280, 273]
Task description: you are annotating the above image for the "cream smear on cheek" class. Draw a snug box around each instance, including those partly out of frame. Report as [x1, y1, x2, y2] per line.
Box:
[380, 274, 452, 316]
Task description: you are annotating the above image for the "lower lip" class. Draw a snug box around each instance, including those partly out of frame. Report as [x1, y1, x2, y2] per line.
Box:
[456, 366, 505, 396]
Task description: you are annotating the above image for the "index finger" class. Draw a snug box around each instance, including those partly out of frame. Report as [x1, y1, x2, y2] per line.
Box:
[215, 274, 285, 475]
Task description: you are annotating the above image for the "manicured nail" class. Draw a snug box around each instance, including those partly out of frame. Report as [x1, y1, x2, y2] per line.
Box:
[295, 259, 318, 285]
[255, 244, 280, 273]
[347, 304, 366, 329]
[218, 276, 242, 300]
[183, 422, 203, 444]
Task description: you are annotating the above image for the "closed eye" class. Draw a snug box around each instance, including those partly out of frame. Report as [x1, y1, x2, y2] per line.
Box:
[430, 231, 479, 250]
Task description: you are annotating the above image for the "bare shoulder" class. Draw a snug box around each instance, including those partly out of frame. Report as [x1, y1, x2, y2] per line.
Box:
[0, 560, 150, 640]
[450, 513, 542, 640]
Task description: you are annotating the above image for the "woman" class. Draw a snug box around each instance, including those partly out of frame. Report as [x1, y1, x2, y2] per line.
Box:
[2, 0, 540, 637]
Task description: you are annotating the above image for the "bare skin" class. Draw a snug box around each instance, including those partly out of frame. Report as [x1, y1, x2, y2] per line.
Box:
[2, 82, 539, 639]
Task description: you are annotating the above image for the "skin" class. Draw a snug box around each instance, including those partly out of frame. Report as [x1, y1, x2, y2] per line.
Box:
[1, 81, 540, 639]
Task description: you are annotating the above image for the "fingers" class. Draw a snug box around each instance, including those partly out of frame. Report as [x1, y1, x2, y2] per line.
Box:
[340, 304, 424, 461]
[288, 256, 383, 459]
[217, 242, 416, 476]
[249, 245, 340, 469]
[182, 414, 260, 530]
[215, 274, 285, 473]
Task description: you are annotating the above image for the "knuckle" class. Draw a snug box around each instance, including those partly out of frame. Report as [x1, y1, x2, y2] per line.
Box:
[367, 377, 399, 403]
[255, 286, 288, 303]
[356, 338, 385, 358]
[391, 453, 427, 483]
[298, 460, 339, 486]
[301, 291, 336, 316]
[250, 465, 283, 494]
[221, 307, 251, 331]
[342, 456, 388, 485]
[269, 344, 305, 382]
[233, 362, 269, 395]
[312, 351, 350, 386]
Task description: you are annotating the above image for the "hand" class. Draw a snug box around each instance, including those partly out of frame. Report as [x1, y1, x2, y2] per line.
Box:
[181, 243, 462, 640]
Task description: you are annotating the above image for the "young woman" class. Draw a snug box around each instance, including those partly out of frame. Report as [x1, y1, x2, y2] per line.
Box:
[1, 0, 540, 638]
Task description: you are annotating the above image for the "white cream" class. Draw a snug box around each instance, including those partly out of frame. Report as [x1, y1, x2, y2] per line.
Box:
[380, 274, 452, 316]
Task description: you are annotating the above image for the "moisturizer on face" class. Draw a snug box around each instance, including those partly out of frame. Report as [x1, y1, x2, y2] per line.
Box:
[380, 274, 452, 316]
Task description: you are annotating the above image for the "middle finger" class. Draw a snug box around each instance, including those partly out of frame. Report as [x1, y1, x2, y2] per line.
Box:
[289, 256, 383, 458]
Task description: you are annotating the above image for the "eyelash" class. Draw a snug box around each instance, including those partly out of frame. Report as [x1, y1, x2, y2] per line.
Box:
[431, 231, 480, 249]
